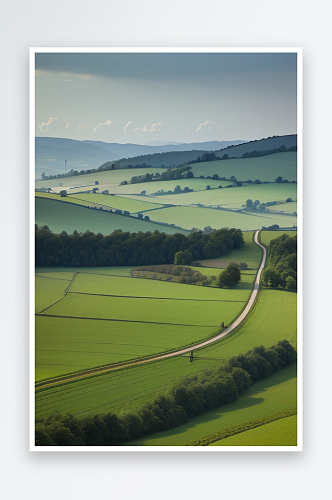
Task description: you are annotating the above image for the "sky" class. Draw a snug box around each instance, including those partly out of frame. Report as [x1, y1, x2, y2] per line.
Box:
[35, 51, 297, 145]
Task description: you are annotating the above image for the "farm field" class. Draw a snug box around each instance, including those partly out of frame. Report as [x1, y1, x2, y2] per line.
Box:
[35, 240, 259, 382]
[199, 231, 262, 269]
[260, 230, 296, 247]
[35, 267, 296, 419]
[135, 182, 297, 208]
[147, 205, 297, 231]
[69, 193, 164, 212]
[267, 201, 297, 213]
[35, 197, 189, 235]
[126, 363, 297, 446]
[209, 415, 297, 446]
[189, 152, 297, 182]
[35, 167, 167, 190]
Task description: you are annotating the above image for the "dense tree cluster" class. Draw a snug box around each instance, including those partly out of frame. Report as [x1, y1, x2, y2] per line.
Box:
[261, 234, 297, 290]
[35, 226, 244, 268]
[217, 262, 241, 288]
[35, 340, 297, 446]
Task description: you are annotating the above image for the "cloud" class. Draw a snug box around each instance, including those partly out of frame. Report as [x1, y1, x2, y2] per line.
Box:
[65, 123, 70, 129]
[93, 119, 113, 133]
[63, 79, 72, 82]
[77, 125, 86, 130]
[124, 121, 135, 133]
[133, 122, 167, 133]
[38, 117, 58, 132]
[195, 120, 215, 132]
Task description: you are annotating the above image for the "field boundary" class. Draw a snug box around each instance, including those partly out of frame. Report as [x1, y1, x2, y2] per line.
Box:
[186, 410, 297, 446]
[35, 230, 266, 391]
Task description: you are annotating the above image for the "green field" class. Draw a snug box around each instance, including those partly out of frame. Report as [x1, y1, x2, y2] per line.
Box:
[35, 197, 189, 235]
[35, 167, 167, 191]
[199, 231, 262, 269]
[35, 277, 297, 419]
[267, 201, 297, 213]
[126, 363, 297, 446]
[69, 193, 164, 212]
[146, 205, 297, 231]
[137, 182, 297, 208]
[209, 415, 297, 446]
[189, 152, 297, 182]
[35, 275, 71, 313]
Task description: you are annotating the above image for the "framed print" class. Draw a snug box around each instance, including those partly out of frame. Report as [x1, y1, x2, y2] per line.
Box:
[30, 47, 302, 451]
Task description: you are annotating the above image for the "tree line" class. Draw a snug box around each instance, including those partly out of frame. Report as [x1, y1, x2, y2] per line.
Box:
[241, 144, 297, 158]
[261, 234, 297, 290]
[35, 340, 297, 446]
[35, 226, 244, 268]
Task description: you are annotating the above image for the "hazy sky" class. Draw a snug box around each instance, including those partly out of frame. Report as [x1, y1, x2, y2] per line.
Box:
[35, 52, 297, 144]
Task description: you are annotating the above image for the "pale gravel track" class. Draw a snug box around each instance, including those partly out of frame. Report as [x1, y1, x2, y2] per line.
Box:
[36, 230, 266, 389]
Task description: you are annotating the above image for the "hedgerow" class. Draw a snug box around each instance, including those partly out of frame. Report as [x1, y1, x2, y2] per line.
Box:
[35, 340, 296, 446]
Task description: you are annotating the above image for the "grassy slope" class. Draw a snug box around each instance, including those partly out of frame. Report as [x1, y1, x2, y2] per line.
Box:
[69, 193, 164, 212]
[35, 197, 189, 235]
[137, 182, 297, 207]
[35, 167, 167, 190]
[209, 415, 297, 446]
[147, 206, 297, 231]
[126, 364, 297, 446]
[189, 152, 297, 182]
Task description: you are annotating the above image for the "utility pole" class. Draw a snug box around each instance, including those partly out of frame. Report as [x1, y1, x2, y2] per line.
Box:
[65, 159, 67, 174]
[190, 350, 194, 363]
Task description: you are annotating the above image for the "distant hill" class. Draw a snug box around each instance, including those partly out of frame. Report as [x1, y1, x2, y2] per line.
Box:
[214, 134, 297, 158]
[35, 137, 245, 178]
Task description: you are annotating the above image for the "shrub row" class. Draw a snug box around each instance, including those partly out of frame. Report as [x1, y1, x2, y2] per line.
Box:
[36, 340, 296, 446]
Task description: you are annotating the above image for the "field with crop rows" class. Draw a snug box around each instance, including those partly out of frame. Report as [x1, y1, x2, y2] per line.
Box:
[209, 414, 297, 446]
[35, 243, 296, 422]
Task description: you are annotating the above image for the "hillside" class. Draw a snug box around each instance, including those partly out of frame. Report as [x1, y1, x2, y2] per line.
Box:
[36, 137, 244, 178]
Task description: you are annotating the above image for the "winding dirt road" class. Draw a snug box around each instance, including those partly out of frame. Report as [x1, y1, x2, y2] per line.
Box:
[36, 230, 266, 389]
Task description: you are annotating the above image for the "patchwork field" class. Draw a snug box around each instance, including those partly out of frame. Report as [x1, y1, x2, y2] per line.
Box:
[35, 239, 260, 382]
[35, 197, 189, 235]
[35, 262, 296, 421]
[189, 152, 297, 182]
[135, 182, 297, 208]
[146, 206, 297, 231]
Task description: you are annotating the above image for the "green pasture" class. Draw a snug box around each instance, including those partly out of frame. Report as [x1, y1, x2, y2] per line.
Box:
[189, 152, 297, 183]
[147, 205, 297, 231]
[69, 193, 164, 212]
[267, 202, 297, 213]
[35, 197, 189, 235]
[35, 275, 70, 313]
[35, 192, 90, 207]
[35, 316, 215, 381]
[140, 182, 297, 208]
[209, 415, 297, 446]
[36, 267, 133, 277]
[126, 364, 297, 446]
[68, 271, 252, 300]
[42, 292, 244, 328]
[260, 230, 297, 247]
[199, 231, 262, 269]
[35, 167, 166, 190]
